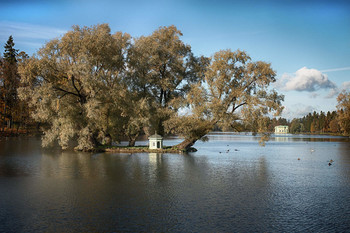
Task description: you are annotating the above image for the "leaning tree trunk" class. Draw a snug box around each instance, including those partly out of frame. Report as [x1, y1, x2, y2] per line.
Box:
[127, 133, 139, 147]
[128, 138, 136, 147]
[174, 138, 198, 151]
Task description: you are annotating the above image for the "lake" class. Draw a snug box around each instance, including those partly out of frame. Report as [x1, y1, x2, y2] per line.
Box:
[1, 133, 350, 232]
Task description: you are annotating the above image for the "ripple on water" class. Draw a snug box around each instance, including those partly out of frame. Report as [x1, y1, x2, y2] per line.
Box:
[0, 135, 350, 232]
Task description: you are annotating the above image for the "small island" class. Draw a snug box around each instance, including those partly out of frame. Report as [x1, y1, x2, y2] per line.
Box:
[101, 146, 197, 153]
[100, 133, 197, 153]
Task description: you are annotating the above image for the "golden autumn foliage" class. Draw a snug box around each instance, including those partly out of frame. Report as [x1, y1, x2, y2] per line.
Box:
[18, 24, 284, 151]
[165, 49, 284, 149]
[337, 91, 350, 136]
[127, 25, 208, 136]
[18, 24, 132, 150]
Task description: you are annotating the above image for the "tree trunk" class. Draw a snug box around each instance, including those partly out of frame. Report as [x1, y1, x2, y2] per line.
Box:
[87, 132, 101, 151]
[174, 138, 198, 151]
[36, 122, 41, 133]
[128, 137, 136, 147]
[127, 133, 139, 147]
[156, 117, 165, 136]
[103, 133, 112, 146]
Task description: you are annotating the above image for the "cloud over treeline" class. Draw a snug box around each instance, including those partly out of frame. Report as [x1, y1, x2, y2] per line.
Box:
[277, 67, 337, 92]
[326, 81, 350, 98]
[281, 104, 318, 120]
[342, 81, 350, 90]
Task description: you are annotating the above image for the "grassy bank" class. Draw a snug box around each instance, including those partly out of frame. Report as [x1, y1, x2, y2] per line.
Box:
[99, 145, 197, 153]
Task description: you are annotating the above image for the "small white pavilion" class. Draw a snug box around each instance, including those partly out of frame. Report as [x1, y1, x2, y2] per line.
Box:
[148, 132, 163, 149]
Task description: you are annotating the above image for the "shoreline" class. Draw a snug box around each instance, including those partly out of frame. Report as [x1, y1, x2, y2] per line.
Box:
[101, 146, 197, 153]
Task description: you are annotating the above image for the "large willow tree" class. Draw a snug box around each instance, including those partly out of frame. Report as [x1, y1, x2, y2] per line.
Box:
[127, 25, 208, 135]
[18, 24, 131, 150]
[18, 24, 284, 151]
[165, 49, 284, 150]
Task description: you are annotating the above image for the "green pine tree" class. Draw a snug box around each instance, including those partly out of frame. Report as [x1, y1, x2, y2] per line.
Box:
[4, 35, 18, 64]
[1, 36, 20, 128]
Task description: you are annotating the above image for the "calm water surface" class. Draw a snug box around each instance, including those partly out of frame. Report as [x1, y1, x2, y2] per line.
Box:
[1, 133, 350, 232]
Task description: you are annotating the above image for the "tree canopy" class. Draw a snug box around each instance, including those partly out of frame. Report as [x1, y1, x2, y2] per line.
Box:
[127, 25, 208, 136]
[18, 24, 284, 151]
[337, 91, 350, 136]
[19, 24, 131, 150]
[165, 49, 284, 149]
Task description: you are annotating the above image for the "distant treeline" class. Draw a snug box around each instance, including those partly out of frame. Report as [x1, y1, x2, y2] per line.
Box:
[289, 111, 340, 134]
[216, 110, 343, 135]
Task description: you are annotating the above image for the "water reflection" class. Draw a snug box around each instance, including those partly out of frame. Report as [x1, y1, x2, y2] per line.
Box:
[273, 134, 350, 142]
[274, 135, 290, 142]
[0, 162, 29, 177]
[207, 132, 350, 143]
[1, 135, 350, 232]
[336, 142, 350, 182]
[149, 153, 169, 182]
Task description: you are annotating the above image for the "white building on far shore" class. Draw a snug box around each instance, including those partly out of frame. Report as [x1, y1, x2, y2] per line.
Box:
[275, 125, 289, 134]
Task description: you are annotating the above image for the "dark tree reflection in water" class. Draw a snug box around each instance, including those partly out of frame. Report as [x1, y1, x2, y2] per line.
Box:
[0, 134, 349, 232]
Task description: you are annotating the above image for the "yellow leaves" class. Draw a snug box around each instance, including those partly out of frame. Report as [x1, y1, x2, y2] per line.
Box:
[164, 115, 213, 140]
[130, 25, 194, 89]
[337, 91, 350, 110]
[336, 91, 350, 135]
[18, 23, 286, 149]
[204, 49, 283, 124]
[259, 133, 270, 147]
[186, 83, 208, 117]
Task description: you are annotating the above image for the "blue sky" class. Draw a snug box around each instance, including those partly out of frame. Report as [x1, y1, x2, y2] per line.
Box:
[1, 0, 349, 119]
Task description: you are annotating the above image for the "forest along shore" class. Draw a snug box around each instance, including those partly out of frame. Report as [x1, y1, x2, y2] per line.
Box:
[0, 128, 28, 137]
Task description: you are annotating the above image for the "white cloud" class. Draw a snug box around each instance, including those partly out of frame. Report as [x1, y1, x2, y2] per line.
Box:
[0, 21, 66, 41]
[309, 92, 319, 98]
[321, 67, 350, 73]
[0, 21, 66, 54]
[276, 67, 337, 92]
[326, 81, 350, 98]
[326, 88, 339, 99]
[341, 81, 350, 91]
[281, 104, 317, 120]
